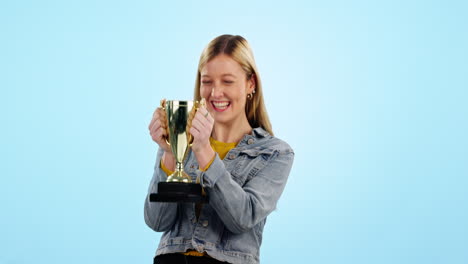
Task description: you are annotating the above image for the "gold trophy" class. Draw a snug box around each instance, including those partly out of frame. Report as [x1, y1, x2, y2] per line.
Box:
[150, 99, 208, 203]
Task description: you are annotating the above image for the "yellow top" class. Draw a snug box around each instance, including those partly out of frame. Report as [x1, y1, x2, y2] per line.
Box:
[160, 137, 237, 257]
[209, 137, 237, 160]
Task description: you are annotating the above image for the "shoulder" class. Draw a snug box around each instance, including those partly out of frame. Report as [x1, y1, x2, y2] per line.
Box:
[252, 127, 294, 155]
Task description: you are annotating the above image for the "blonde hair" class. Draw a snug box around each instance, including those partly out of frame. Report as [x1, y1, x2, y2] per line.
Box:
[194, 34, 273, 136]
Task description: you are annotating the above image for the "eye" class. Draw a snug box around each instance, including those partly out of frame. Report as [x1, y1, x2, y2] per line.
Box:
[202, 80, 212, 85]
[223, 80, 234, 84]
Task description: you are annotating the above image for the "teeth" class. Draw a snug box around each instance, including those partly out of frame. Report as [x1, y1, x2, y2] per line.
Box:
[213, 101, 230, 108]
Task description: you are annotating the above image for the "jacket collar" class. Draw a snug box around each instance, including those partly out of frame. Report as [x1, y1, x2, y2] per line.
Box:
[252, 127, 270, 138]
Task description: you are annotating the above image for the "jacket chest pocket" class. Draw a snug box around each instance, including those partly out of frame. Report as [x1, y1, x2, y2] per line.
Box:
[230, 148, 277, 186]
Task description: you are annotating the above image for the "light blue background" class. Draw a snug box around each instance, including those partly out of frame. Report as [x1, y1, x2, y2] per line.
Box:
[1, 1, 467, 263]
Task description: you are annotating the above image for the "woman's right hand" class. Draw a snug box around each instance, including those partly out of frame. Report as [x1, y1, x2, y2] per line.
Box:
[148, 100, 171, 153]
[149, 100, 176, 171]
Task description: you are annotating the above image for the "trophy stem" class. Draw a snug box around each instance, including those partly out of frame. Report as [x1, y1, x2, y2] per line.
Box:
[176, 162, 183, 171]
[167, 162, 192, 183]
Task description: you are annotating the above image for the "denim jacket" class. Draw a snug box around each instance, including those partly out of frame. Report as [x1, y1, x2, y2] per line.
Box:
[144, 127, 294, 264]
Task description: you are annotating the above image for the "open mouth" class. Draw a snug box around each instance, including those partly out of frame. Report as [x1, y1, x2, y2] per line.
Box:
[211, 101, 231, 112]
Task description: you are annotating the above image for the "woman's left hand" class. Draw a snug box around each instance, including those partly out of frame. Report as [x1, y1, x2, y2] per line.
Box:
[190, 104, 214, 153]
[190, 103, 215, 168]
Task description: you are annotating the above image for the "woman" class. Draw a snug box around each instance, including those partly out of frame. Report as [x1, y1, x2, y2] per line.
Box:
[145, 35, 294, 264]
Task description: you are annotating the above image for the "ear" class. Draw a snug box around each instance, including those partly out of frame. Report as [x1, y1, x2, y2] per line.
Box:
[247, 74, 256, 94]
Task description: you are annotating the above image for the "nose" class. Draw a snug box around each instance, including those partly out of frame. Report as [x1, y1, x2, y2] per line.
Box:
[211, 85, 224, 98]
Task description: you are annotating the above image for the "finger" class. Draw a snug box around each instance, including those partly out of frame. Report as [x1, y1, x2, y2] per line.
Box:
[151, 126, 162, 142]
[198, 106, 209, 118]
[149, 119, 160, 133]
[149, 108, 163, 130]
[190, 126, 200, 139]
[152, 126, 168, 143]
[159, 108, 168, 125]
[155, 126, 167, 139]
[155, 107, 166, 119]
[153, 107, 161, 118]
[190, 118, 206, 134]
[151, 107, 164, 123]
[155, 108, 166, 123]
[195, 111, 212, 128]
[149, 117, 160, 131]
[148, 115, 156, 130]
[195, 110, 212, 128]
[204, 110, 214, 124]
[150, 119, 166, 136]
[199, 107, 214, 124]
[157, 107, 165, 115]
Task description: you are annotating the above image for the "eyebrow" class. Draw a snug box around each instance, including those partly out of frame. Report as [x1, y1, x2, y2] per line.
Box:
[201, 74, 237, 78]
[222, 74, 237, 78]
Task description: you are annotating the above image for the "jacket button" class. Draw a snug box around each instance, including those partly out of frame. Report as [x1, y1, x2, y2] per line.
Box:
[228, 153, 236, 160]
[202, 220, 209, 227]
[247, 138, 255, 145]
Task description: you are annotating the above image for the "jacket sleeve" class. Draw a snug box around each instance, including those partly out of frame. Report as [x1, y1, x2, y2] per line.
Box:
[144, 148, 178, 232]
[200, 149, 294, 234]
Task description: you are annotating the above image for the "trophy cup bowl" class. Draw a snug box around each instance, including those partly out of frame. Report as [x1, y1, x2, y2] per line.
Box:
[150, 100, 208, 203]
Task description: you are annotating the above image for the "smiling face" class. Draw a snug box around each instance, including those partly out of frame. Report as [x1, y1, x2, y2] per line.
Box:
[200, 54, 254, 127]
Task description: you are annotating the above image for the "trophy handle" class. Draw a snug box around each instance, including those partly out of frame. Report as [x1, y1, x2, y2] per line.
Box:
[160, 98, 171, 146]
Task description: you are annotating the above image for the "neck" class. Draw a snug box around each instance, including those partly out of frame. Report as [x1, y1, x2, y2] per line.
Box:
[212, 117, 252, 143]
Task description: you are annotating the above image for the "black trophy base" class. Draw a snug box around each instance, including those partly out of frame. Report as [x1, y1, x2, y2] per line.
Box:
[150, 182, 208, 203]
